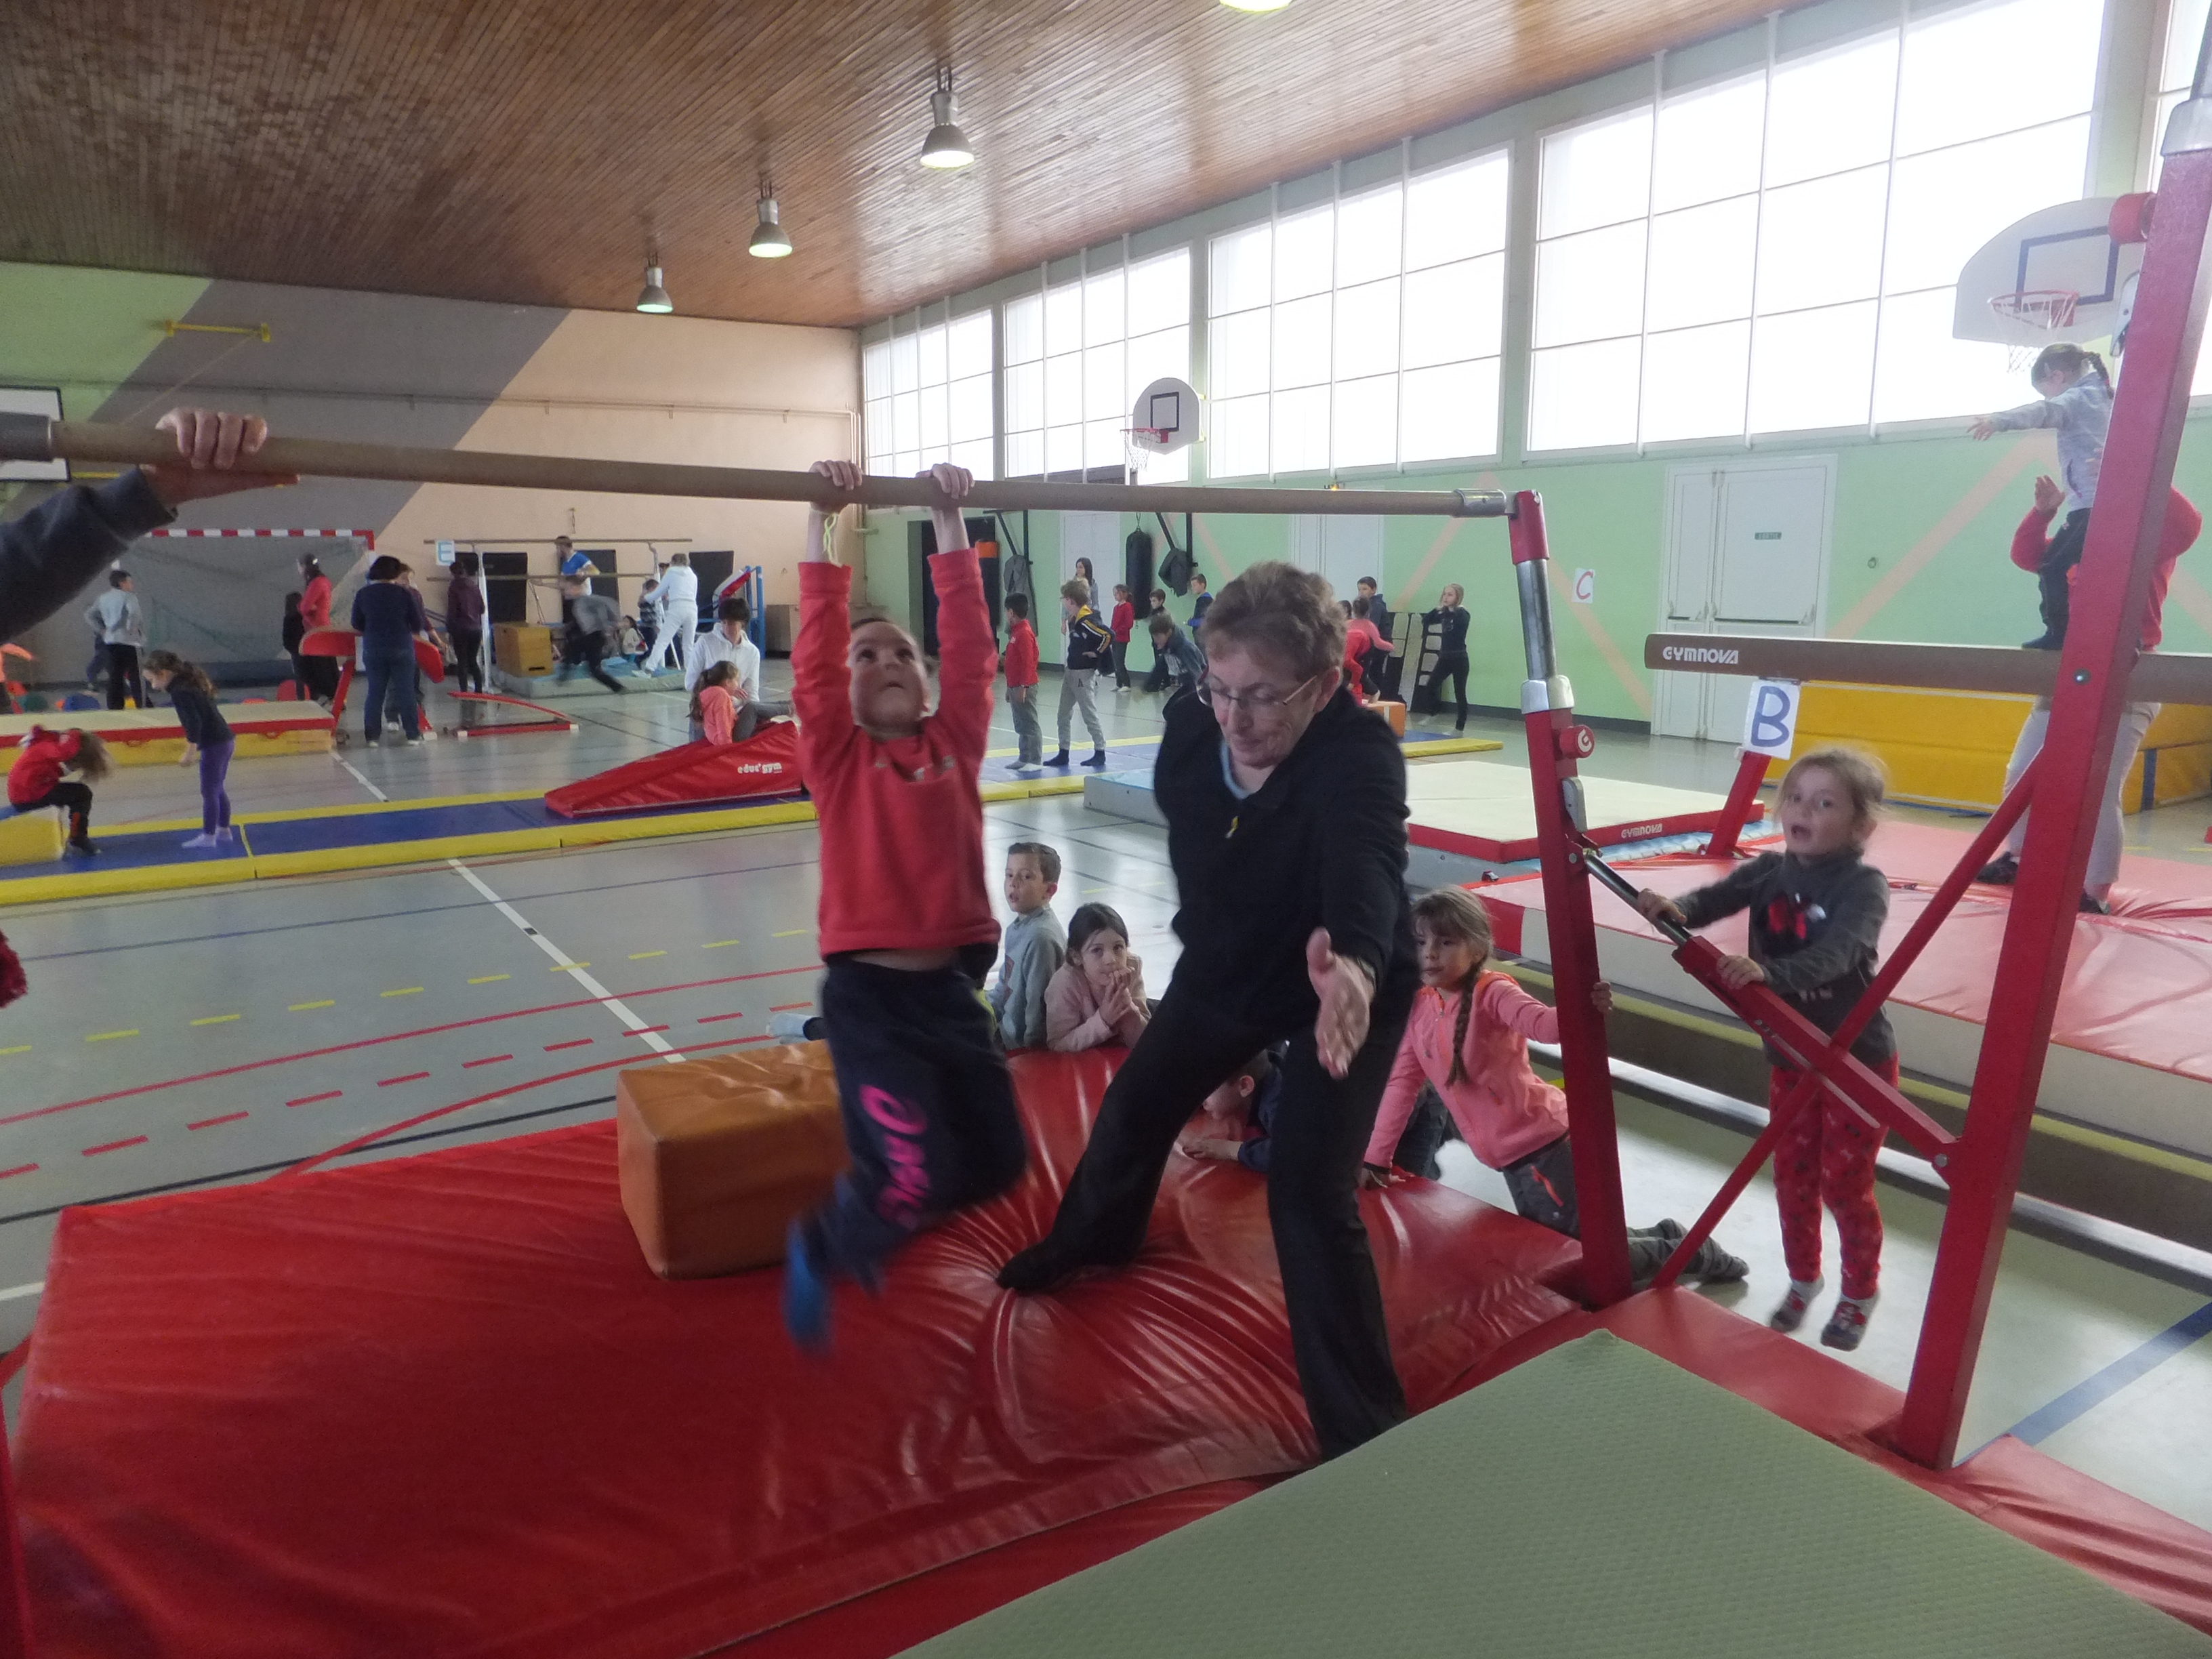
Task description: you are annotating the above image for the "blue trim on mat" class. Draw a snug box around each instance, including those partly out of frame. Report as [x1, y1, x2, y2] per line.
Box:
[2003, 1298, 2212, 1447]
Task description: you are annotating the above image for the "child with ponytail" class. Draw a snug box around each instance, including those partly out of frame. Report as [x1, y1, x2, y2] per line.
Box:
[142, 649, 234, 849]
[6, 727, 111, 855]
[1362, 886, 1748, 1286]
[1971, 342, 2113, 649]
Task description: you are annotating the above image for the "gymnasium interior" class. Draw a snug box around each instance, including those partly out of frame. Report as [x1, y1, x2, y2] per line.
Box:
[5, 0, 2212, 1652]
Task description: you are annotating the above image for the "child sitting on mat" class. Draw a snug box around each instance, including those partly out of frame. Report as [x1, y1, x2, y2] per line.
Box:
[6, 726, 110, 856]
[691, 660, 741, 745]
[1637, 747, 1893, 1350]
[142, 649, 234, 850]
[1970, 343, 2112, 650]
[1363, 886, 1748, 1288]
[781, 457, 1026, 1350]
[1044, 901, 1149, 1052]
[991, 840, 1065, 1050]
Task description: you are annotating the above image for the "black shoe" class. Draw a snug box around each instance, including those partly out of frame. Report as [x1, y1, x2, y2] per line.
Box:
[1685, 1236, 1750, 1284]
[2022, 632, 2062, 651]
[1042, 750, 1070, 768]
[1082, 750, 1109, 769]
[2080, 891, 2110, 915]
[68, 836, 100, 857]
[1976, 853, 2019, 885]
[997, 1240, 1100, 1293]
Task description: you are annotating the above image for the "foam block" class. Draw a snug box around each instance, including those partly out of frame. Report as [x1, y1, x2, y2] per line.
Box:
[0, 807, 64, 866]
[615, 1042, 848, 1278]
[1366, 699, 1406, 737]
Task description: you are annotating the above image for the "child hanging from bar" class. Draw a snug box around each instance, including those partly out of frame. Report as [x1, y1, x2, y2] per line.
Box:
[1969, 342, 2112, 651]
[1637, 747, 1894, 1351]
[780, 458, 1026, 1349]
[1355, 887, 1748, 1288]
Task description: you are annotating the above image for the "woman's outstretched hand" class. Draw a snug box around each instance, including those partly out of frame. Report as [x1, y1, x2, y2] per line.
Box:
[1306, 927, 1374, 1079]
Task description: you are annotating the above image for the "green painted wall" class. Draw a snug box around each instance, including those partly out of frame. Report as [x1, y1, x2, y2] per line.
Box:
[0, 261, 212, 419]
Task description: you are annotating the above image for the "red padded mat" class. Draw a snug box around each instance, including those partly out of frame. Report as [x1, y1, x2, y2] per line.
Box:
[16, 1050, 1578, 1659]
[1479, 821, 2212, 1085]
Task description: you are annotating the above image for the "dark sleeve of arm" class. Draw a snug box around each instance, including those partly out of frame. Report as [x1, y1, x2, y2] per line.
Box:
[1675, 855, 1778, 930]
[1318, 731, 1410, 985]
[1758, 865, 1889, 996]
[0, 473, 173, 643]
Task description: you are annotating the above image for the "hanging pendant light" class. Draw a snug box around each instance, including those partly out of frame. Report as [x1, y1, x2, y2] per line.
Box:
[918, 68, 975, 169]
[635, 260, 674, 314]
[748, 190, 793, 258]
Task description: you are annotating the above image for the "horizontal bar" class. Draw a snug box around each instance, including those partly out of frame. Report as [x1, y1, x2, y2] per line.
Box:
[1646, 632, 2212, 705]
[0, 416, 1513, 518]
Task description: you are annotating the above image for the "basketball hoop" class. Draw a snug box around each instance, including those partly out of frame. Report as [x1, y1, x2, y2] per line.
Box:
[1989, 289, 2078, 372]
[1122, 426, 1173, 476]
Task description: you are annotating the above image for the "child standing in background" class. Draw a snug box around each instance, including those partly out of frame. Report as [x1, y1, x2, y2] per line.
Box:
[142, 649, 234, 850]
[991, 841, 1066, 1049]
[1109, 583, 1135, 691]
[782, 458, 1026, 1350]
[1639, 747, 1894, 1349]
[1004, 592, 1043, 770]
[1971, 343, 2112, 650]
[1047, 579, 1112, 771]
[6, 727, 110, 855]
[1045, 902, 1149, 1052]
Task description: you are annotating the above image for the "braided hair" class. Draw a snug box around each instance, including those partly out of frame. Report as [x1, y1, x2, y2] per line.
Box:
[1410, 887, 1495, 1086]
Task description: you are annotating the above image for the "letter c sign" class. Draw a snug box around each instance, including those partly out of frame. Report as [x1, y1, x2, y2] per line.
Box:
[1741, 678, 1801, 758]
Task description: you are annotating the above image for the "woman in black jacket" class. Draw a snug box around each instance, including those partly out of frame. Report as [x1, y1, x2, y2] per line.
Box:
[1000, 561, 1420, 1459]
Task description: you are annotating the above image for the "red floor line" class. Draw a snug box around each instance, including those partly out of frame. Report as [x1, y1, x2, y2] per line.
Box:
[0, 1164, 37, 1180]
[768, 1002, 813, 1012]
[278, 1033, 777, 1179]
[544, 1038, 594, 1052]
[3, 964, 822, 1130]
[187, 1112, 251, 1130]
[695, 1011, 747, 1023]
[82, 1136, 148, 1157]
[285, 1090, 343, 1107]
[377, 1072, 431, 1088]
[462, 1054, 514, 1069]
[627, 1025, 671, 1036]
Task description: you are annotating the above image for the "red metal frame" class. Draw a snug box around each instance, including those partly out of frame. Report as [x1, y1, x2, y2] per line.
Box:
[1702, 746, 1772, 858]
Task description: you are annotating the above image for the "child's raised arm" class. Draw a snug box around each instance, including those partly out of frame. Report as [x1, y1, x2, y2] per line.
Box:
[920, 464, 999, 756]
[793, 460, 863, 738]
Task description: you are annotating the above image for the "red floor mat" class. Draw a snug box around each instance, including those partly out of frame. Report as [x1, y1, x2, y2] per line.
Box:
[16, 1050, 1578, 1659]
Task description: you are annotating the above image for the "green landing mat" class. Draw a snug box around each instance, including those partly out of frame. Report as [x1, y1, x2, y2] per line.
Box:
[899, 1332, 2212, 1659]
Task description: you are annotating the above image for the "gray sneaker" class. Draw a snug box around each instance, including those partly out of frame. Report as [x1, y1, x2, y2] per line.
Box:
[768, 1009, 819, 1042]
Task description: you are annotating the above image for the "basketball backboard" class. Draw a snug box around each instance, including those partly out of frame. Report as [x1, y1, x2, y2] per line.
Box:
[1128, 377, 1203, 453]
[1954, 196, 2145, 348]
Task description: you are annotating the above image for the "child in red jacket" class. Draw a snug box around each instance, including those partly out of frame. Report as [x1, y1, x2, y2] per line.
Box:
[781, 459, 1026, 1349]
[1004, 591, 1042, 769]
[6, 726, 111, 855]
[1108, 583, 1135, 691]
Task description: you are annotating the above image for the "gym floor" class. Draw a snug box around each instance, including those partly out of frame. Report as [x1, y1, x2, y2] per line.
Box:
[3, 663, 2207, 1533]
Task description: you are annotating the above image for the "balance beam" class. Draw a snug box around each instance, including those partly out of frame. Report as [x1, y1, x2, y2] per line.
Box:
[1645, 633, 2212, 707]
[0, 416, 1509, 519]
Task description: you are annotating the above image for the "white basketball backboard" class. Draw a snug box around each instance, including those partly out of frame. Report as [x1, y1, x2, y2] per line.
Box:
[1128, 377, 1203, 453]
[1954, 197, 2144, 347]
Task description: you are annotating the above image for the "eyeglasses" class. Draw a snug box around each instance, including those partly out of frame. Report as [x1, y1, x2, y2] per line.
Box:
[1196, 671, 1323, 715]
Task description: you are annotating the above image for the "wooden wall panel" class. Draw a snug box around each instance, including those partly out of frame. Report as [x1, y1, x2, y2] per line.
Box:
[0, 0, 1775, 328]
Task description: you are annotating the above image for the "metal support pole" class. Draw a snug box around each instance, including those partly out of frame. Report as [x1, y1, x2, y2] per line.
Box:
[0, 416, 1512, 520]
[1702, 746, 1773, 858]
[1507, 492, 1633, 1305]
[1894, 85, 2212, 1465]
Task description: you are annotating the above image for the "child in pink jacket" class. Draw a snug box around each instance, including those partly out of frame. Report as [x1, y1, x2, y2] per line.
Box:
[1364, 887, 1748, 1284]
[1044, 902, 1150, 1051]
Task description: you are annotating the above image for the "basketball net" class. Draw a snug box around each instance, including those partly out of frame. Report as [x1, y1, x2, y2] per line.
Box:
[1990, 289, 2078, 373]
[1122, 426, 1172, 479]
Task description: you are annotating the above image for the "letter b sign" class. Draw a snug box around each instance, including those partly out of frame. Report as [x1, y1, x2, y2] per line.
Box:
[1742, 679, 1801, 759]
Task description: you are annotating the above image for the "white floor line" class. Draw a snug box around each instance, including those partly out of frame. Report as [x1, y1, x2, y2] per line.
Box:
[335, 753, 389, 802]
[0, 1282, 43, 1303]
[445, 858, 682, 1062]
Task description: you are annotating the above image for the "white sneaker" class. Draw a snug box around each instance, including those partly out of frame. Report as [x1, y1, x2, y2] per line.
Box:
[419, 727, 438, 742]
[768, 1010, 818, 1042]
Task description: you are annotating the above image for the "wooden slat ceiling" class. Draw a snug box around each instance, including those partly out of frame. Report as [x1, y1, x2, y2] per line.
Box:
[1, 0, 1778, 331]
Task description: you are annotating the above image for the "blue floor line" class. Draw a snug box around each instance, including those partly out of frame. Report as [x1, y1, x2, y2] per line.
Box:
[1999, 1297, 2212, 1448]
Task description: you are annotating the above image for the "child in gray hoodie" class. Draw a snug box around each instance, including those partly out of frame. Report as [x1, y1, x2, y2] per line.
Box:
[1971, 343, 2112, 649]
[991, 841, 1067, 1049]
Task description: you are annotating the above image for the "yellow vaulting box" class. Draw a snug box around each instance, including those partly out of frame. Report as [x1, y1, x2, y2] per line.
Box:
[493, 623, 556, 677]
[615, 1043, 848, 1279]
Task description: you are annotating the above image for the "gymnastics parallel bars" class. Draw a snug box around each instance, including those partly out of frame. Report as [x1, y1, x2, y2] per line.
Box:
[0, 415, 1511, 520]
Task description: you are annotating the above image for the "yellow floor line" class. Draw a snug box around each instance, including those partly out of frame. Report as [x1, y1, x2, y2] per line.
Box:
[703, 940, 741, 949]
[772, 928, 809, 938]
[189, 1014, 241, 1026]
[85, 1029, 138, 1043]
[467, 973, 510, 985]
[380, 987, 424, 998]
[289, 1000, 335, 1012]
[629, 949, 667, 960]
[0, 1045, 28, 1057]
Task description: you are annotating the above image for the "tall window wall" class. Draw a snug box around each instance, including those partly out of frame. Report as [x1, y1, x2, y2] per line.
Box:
[1528, 0, 2103, 451]
[2158, 0, 2212, 390]
[862, 309, 994, 478]
[1002, 248, 1191, 480]
[1206, 150, 1509, 478]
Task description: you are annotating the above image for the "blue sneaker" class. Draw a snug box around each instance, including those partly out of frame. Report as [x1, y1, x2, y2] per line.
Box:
[781, 1221, 831, 1352]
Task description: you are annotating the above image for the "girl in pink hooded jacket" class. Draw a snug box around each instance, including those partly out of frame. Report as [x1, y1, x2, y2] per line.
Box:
[1362, 887, 1746, 1284]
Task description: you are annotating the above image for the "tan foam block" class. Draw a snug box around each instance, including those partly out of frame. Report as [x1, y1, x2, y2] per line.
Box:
[615, 1042, 848, 1279]
[1368, 699, 1407, 737]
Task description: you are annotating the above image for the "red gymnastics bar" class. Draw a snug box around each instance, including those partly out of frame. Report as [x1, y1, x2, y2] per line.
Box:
[1895, 63, 2212, 1465]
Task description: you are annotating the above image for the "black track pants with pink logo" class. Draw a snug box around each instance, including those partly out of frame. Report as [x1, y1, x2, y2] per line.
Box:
[804, 956, 1027, 1284]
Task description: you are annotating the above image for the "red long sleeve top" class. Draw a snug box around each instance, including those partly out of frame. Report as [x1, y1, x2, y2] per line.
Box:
[2011, 488, 2200, 650]
[1109, 600, 1134, 644]
[1004, 618, 1039, 688]
[7, 727, 82, 808]
[794, 551, 1000, 958]
[300, 575, 333, 631]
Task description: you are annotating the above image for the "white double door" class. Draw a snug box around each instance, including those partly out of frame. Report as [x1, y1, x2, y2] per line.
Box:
[1651, 459, 1834, 743]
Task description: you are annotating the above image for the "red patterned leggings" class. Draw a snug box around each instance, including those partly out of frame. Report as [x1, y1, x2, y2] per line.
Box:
[1769, 1056, 1896, 1302]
